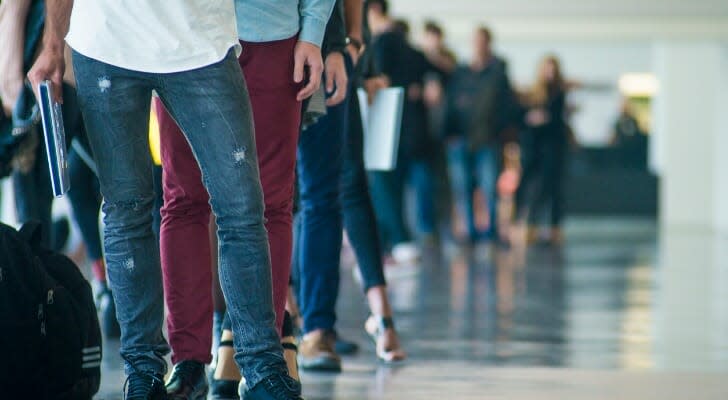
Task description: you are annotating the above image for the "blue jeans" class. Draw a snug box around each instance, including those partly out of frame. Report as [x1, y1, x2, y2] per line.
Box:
[294, 57, 352, 334]
[368, 157, 436, 250]
[447, 139, 499, 240]
[72, 49, 286, 384]
[340, 85, 386, 292]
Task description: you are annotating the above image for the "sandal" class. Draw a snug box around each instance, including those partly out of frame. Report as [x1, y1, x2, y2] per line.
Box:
[365, 315, 407, 364]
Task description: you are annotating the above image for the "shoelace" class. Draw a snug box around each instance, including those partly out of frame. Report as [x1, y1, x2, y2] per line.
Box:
[260, 374, 302, 400]
[172, 361, 202, 385]
[123, 371, 163, 400]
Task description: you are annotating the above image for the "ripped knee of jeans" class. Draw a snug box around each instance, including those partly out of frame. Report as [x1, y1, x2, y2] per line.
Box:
[102, 196, 155, 220]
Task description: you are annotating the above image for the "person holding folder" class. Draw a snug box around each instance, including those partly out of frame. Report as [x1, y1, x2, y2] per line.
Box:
[28, 1, 300, 399]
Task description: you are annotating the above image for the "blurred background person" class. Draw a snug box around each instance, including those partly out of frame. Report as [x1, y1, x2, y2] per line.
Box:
[421, 20, 457, 238]
[443, 26, 516, 244]
[421, 20, 457, 75]
[513, 55, 570, 246]
[367, 0, 439, 262]
[611, 99, 642, 146]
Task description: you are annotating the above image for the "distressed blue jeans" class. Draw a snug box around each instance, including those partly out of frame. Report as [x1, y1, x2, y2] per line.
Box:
[72, 49, 286, 386]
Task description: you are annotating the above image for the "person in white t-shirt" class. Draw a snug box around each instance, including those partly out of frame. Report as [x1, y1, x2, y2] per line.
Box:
[28, 1, 305, 399]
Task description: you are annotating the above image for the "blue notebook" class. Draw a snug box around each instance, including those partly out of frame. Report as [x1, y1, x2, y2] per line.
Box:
[38, 80, 70, 197]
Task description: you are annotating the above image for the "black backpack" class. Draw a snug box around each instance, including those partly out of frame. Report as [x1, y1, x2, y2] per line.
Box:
[0, 222, 102, 399]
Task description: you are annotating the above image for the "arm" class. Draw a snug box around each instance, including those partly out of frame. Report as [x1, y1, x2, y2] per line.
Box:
[0, 0, 32, 115]
[295, 0, 336, 101]
[320, 0, 348, 106]
[27, 0, 73, 102]
[299, 0, 337, 47]
[343, 0, 363, 65]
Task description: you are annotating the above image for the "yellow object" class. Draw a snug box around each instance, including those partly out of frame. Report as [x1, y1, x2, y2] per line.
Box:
[149, 106, 162, 166]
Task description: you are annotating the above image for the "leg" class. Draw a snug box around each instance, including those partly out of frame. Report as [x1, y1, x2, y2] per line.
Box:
[446, 139, 476, 240]
[157, 50, 286, 387]
[240, 37, 301, 334]
[67, 147, 103, 264]
[210, 37, 303, 393]
[155, 98, 214, 366]
[408, 160, 436, 237]
[367, 168, 410, 250]
[341, 88, 405, 362]
[296, 92, 347, 335]
[474, 146, 499, 239]
[340, 90, 386, 292]
[296, 71, 349, 371]
[72, 50, 168, 375]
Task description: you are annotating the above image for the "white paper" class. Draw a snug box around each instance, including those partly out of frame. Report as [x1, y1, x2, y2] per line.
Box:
[357, 87, 405, 171]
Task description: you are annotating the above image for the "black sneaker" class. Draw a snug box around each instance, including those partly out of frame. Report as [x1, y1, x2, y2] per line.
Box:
[245, 374, 302, 400]
[209, 377, 240, 400]
[123, 371, 167, 400]
[166, 360, 209, 400]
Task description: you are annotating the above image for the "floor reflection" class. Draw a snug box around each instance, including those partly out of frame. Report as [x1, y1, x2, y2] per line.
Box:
[95, 217, 728, 399]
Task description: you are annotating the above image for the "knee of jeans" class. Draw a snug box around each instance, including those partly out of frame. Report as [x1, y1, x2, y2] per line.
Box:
[102, 196, 155, 234]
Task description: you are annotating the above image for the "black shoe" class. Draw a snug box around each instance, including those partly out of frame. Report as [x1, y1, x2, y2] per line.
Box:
[123, 371, 167, 400]
[166, 360, 209, 400]
[209, 376, 240, 400]
[246, 374, 302, 400]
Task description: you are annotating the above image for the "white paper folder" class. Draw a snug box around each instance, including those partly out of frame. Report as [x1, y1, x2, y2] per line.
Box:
[357, 87, 404, 171]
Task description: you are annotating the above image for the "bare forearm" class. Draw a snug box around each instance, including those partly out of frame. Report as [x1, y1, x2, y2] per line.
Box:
[28, 0, 73, 101]
[43, 0, 73, 51]
[344, 0, 363, 40]
[0, 0, 32, 115]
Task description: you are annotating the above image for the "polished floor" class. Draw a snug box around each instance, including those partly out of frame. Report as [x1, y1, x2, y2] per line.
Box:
[95, 217, 728, 399]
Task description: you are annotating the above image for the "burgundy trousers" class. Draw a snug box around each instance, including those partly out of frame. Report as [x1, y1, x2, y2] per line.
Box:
[156, 36, 301, 364]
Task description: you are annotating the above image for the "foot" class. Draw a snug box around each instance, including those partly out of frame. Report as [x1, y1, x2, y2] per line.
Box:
[211, 339, 241, 399]
[365, 315, 407, 363]
[166, 360, 208, 400]
[298, 330, 341, 372]
[123, 371, 167, 400]
[334, 333, 359, 355]
[282, 338, 300, 381]
[246, 374, 302, 400]
[391, 242, 420, 264]
[209, 377, 240, 400]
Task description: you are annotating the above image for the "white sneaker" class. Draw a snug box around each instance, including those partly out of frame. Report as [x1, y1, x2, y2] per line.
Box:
[391, 242, 420, 264]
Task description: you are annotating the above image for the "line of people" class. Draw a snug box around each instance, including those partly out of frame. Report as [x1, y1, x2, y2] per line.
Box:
[4, 0, 410, 399]
[1, 0, 574, 399]
[362, 3, 574, 249]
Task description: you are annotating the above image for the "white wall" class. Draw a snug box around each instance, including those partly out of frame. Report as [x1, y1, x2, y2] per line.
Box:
[712, 46, 728, 234]
[653, 42, 728, 232]
[497, 41, 652, 145]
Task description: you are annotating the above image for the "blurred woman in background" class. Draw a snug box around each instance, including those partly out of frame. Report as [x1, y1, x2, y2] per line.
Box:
[513, 55, 569, 245]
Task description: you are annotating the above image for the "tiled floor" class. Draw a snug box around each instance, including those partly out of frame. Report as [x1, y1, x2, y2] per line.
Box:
[95, 218, 728, 399]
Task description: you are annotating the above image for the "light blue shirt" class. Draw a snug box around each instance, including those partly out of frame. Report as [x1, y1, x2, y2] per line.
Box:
[235, 0, 336, 47]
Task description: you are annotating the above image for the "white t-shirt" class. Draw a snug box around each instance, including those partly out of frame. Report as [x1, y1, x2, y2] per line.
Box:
[66, 0, 241, 73]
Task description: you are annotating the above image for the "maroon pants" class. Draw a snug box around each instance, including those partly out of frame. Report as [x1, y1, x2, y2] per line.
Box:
[156, 36, 301, 364]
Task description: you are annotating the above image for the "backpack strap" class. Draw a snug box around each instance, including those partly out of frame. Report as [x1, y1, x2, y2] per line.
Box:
[19, 221, 43, 250]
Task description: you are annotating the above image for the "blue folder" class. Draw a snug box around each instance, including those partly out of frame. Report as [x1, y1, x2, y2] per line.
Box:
[38, 80, 70, 197]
